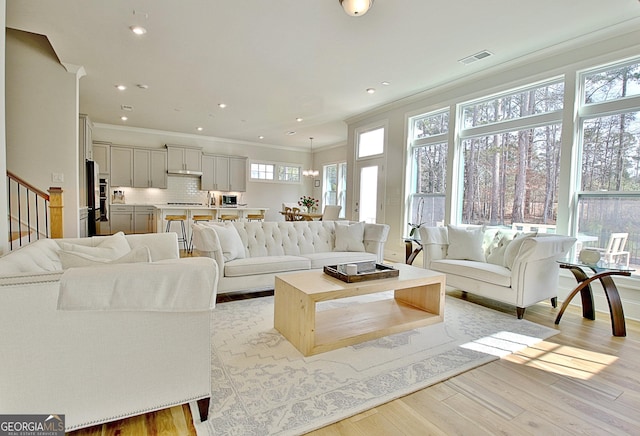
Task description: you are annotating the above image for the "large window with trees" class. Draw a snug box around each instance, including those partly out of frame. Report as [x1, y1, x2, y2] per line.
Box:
[459, 80, 564, 227]
[576, 58, 640, 270]
[407, 110, 449, 236]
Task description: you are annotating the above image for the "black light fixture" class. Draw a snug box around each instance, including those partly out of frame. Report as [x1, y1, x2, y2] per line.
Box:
[339, 0, 374, 16]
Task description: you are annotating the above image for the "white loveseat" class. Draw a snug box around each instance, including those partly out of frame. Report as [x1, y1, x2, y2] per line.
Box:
[192, 220, 390, 294]
[419, 225, 576, 318]
[0, 232, 218, 431]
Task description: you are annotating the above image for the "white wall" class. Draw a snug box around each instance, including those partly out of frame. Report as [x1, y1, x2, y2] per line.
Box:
[92, 125, 316, 221]
[0, 0, 8, 254]
[344, 27, 640, 320]
[5, 29, 80, 238]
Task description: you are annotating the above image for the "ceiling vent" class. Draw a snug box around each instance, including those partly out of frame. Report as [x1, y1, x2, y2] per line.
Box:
[121, 104, 134, 111]
[458, 50, 493, 65]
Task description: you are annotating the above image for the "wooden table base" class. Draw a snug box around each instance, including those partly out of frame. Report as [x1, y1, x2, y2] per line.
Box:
[555, 263, 630, 337]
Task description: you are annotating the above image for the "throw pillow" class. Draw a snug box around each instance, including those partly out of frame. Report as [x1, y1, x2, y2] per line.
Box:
[59, 245, 151, 269]
[58, 231, 131, 260]
[213, 224, 246, 262]
[486, 235, 512, 266]
[334, 222, 366, 252]
[446, 225, 486, 262]
[503, 232, 537, 269]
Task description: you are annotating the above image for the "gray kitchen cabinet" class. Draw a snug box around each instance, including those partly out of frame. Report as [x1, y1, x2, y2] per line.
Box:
[110, 146, 134, 187]
[133, 206, 156, 233]
[201, 154, 247, 192]
[109, 205, 133, 234]
[93, 141, 110, 176]
[166, 144, 202, 174]
[133, 149, 167, 188]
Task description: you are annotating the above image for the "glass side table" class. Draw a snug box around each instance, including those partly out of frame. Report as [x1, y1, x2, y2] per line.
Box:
[555, 261, 634, 337]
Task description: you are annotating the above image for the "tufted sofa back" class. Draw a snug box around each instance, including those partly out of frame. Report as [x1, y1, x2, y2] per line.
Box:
[232, 221, 338, 257]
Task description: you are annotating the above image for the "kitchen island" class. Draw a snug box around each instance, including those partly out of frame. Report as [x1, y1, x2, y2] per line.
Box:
[154, 204, 269, 242]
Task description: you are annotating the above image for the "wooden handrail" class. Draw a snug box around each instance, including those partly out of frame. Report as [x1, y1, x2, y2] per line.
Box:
[7, 170, 50, 200]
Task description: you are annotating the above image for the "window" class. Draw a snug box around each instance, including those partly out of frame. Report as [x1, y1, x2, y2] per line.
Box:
[278, 165, 300, 182]
[322, 162, 347, 218]
[459, 80, 564, 226]
[357, 127, 384, 158]
[250, 163, 274, 180]
[407, 110, 449, 235]
[250, 161, 301, 183]
[577, 58, 640, 271]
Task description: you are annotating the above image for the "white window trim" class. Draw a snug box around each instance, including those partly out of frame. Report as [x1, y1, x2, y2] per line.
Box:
[249, 159, 302, 184]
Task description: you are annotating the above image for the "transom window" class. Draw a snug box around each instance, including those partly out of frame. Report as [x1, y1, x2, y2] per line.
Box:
[250, 162, 301, 183]
[357, 127, 385, 158]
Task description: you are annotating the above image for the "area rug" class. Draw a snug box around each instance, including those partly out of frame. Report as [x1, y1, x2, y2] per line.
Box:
[192, 293, 558, 436]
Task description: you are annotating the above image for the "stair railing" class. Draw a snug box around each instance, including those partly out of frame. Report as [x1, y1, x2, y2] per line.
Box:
[6, 171, 62, 250]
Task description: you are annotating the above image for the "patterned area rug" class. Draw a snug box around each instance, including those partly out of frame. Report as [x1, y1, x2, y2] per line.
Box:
[193, 293, 558, 436]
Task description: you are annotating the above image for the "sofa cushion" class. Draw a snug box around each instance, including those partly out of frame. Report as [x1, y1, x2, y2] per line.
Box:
[0, 239, 63, 275]
[303, 252, 377, 269]
[59, 246, 151, 269]
[224, 255, 310, 277]
[334, 222, 365, 252]
[431, 259, 512, 288]
[202, 223, 246, 262]
[58, 231, 130, 260]
[446, 225, 486, 262]
[504, 232, 537, 269]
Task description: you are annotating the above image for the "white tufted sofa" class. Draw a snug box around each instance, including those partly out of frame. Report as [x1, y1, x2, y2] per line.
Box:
[192, 220, 390, 294]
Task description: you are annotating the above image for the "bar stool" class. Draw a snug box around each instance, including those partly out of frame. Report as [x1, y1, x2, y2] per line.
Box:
[189, 215, 213, 253]
[218, 214, 238, 222]
[165, 215, 188, 252]
[247, 211, 265, 221]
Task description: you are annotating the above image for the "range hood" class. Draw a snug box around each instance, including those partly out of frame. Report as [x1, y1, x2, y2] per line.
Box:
[167, 169, 203, 176]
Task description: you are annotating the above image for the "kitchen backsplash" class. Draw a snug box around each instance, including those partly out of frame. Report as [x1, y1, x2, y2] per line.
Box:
[110, 176, 246, 205]
[110, 176, 206, 205]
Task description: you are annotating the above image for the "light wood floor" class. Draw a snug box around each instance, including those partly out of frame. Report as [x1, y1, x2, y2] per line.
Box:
[68, 290, 640, 436]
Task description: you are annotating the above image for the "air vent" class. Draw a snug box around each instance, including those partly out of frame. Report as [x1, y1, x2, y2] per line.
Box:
[121, 104, 134, 111]
[458, 50, 493, 65]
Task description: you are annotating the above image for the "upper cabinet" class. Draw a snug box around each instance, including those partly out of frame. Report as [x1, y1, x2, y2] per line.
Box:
[110, 146, 133, 187]
[133, 148, 167, 188]
[93, 141, 110, 176]
[166, 144, 202, 175]
[201, 154, 247, 192]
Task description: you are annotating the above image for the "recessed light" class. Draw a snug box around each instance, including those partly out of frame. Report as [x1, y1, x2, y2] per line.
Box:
[196, 127, 204, 132]
[218, 103, 227, 109]
[130, 25, 147, 35]
[258, 135, 265, 140]
[136, 84, 149, 89]
[381, 81, 390, 86]
[120, 116, 128, 121]
[286, 131, 296, 136]
[115, 84, 127, 91]
[366, 88, 376, 94]
[296, 117, 303, 122]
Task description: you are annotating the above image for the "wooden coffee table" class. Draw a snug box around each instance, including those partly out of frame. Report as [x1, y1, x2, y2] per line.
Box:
[274, 263, 446, 356]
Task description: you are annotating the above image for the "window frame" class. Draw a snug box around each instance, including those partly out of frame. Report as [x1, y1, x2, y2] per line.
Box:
[249, 160, 302, 184]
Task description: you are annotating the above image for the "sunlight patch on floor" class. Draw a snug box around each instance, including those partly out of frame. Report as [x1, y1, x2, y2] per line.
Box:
[460, 331, 547, 357]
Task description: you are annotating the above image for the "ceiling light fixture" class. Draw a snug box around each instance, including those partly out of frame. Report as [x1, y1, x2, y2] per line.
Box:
[196, 127, 204, 131]
[296, 117, 303, 122]
[218, 103, 227, 109]
[115, 84, 126, 91]
[366, 88, 376, 94]
[129, 25, 147, 35]
[339, 0, 374, 16]
[120, 116, 128, 121]
[302, 137, 319, 178]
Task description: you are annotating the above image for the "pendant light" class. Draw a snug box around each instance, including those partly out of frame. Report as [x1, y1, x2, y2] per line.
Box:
[303, 137, 319, 178]
[339, 0, 374, 17]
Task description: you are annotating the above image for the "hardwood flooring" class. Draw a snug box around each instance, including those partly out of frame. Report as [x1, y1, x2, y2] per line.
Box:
[68, 290, 640, 436]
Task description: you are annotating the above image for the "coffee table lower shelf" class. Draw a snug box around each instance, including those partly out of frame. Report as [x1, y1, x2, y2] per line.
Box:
[274, 265, 445, 356]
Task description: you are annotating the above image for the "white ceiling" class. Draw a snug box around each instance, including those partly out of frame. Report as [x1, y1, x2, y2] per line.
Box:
[7, 0, 640, 149]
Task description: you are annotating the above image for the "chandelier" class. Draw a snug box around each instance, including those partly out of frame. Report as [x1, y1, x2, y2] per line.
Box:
[302, 137, 319, 178]
[339, 0, 374, 16]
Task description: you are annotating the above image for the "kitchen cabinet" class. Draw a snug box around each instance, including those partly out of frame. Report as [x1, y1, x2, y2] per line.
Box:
[110, 146, 134, 187]
[93, 141, 110, 175]
[166, 145, 202, 174]
[201, 154, 247, 192]
[78, 114, 93, 208]
[110, 205, 133, 234]
[110, 205, 156, 234]
[79, 207, 88, 238]
[134, 206, 156, 234]
[133, 148, 167, 188]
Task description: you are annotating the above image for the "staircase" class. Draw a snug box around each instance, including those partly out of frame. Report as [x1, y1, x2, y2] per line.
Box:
[6, 171, 63, 250]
